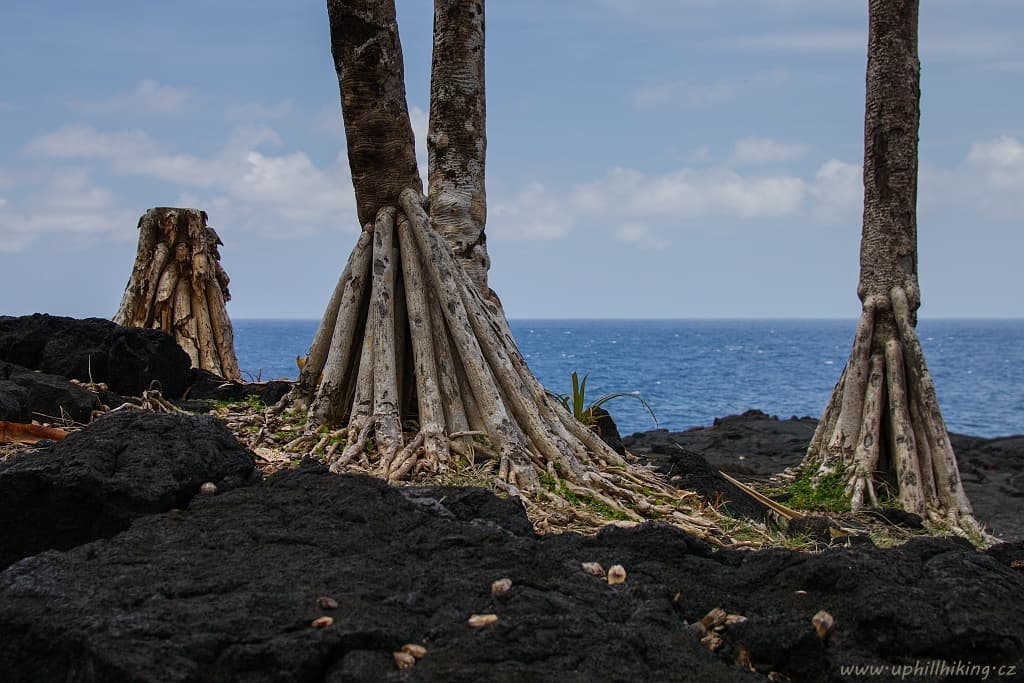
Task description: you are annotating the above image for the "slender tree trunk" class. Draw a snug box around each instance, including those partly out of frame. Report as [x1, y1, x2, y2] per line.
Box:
[275, 0, 721, 542]
[801, 0, 984, 539]
[327, 0, 422, 226]
[114, 208, 241, 381]
[428, 0, 490, 297]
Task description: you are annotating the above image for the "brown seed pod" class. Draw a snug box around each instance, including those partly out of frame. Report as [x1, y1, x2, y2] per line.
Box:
[491, 578, 512, 595]
[199, 482, 218, 495]
[401, 643, 427, 659]
[393, 651, 416, 670]
[607, 564, 627, 585]
[581, 562, 605, 577]
[701, 631, 724, 652]
[316, 596, 339, 610]
[310, 616, 334, 629]
[812, 610, 834, 639]
[468, 613, 499, 629]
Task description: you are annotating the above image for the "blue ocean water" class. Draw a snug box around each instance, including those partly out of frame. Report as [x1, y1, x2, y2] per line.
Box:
[232, 319, 1024, 438]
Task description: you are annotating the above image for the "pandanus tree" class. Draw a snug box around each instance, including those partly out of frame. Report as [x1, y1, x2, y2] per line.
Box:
[802, 0, 983, 537]
[114, 208, 242, 381]
[279, 0, 714, 536]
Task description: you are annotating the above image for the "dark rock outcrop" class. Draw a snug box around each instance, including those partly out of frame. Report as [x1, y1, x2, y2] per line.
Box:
[591, 406, 625, 454]
[1, 464, 1021, 681]
[625, 410, 1024, 541]
[0, 410, 255, 570]
[0, 361, 99, 424]
[0, 314, 191, 398]
[185, 367, 293, 407]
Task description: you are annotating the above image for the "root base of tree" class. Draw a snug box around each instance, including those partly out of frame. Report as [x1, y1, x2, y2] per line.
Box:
[277, 190, 722, 541]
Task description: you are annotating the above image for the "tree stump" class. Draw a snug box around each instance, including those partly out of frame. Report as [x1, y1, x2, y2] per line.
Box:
[114, 208, 241, 381]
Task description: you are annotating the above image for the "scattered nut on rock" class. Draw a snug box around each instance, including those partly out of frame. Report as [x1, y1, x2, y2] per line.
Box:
[199, 482, 218, 495]
[491, 578, 513, 594]
[401, 643, 427, 659]
[393, 651, 416, 670]
[316, 596, 339, 610]
[581, 562, 605, 577]
[812, 610, 834, 639]
[468, 613, 499, 629]
[311, 616, 334, 629]
[701, 631, 724, 652]
[794, 590, 808, 596]
[607, 564, 627, 585]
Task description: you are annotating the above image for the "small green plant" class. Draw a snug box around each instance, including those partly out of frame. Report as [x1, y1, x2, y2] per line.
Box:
[552, 371, 658, 428]
[778, 467, 851, 513]
[212, 394, 266, 412]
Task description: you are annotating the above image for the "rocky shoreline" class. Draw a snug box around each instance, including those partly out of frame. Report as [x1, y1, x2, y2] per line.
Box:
[2, 314, 1023, 681]
[624, 410, 1024, 543]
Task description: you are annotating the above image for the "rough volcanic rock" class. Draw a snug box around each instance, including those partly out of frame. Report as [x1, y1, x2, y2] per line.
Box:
[0, 410, 255, 570]
[591, 406, 625, 455]
[0, 314, 191, 398]
[624, 410, 1024, 541]
[1, 465, 1021, 682]
[0, 361, 100, 424]
[185, 368, 293, 407]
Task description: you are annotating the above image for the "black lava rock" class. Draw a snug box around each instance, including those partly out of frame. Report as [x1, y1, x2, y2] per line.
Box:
[185, 367, 293, 407]
[0, 410, 255, 570]
[0, 361, 100, 424]
[1, 466, 1021, 681]
[625, 410, 1024, 541]
[0, 314, 191, 398]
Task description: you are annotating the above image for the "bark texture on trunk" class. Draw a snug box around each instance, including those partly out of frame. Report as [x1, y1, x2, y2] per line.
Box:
[428, 0, 490, 296]
[114, 208, 241, 381]
[802, 0, 983, 539]
[327, 0, 422, 226]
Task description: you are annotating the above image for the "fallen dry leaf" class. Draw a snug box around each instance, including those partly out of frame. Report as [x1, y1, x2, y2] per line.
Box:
[0, 421, 68, 444]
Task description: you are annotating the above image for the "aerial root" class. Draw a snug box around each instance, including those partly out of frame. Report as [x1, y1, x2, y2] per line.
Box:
[272, 191, 729, 542]
[800, 286, 990, 541]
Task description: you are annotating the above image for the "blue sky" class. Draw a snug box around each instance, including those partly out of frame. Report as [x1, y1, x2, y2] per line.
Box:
[1, 1, 1022, 319]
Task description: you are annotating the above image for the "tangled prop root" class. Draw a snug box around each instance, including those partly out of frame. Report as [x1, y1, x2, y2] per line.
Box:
[275, 189, 721, 540]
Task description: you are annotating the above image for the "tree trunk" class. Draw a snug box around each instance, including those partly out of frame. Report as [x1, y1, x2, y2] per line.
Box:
[114, 208, 241, 381]
[276, 0, 720, 541]
[428, 0, 490, 297]
[801, 0, 984, 539]
[327, 0, 422, 226]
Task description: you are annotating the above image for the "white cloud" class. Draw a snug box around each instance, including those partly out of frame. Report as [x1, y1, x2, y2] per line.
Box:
[225, 99, 294, 122]
[634, 69, 788, 110]
[490, 182, 573, 240]
[27, 124, 163, 160]
[634, 80, 735, 109]
[963, 135, 1024, 216]
[615, 222, 668, 249]
[72, 80, 192, 115]
[23, 123, 357, 242]
[810, 159, 861, 223]
[968, 135, 1024, 190]
[0, 168, 133, 253]
[722, 30, 864, 53]
[311, 105, 345, 140]
[731, 137, 809, 165]
[573, 166, 806, 220]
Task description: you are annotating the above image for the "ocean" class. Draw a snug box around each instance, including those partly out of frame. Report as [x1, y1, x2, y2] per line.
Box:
[232, 319, 1024, 438]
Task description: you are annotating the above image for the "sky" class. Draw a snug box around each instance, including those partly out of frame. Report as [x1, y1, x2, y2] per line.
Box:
[1, 1, 1022, 320]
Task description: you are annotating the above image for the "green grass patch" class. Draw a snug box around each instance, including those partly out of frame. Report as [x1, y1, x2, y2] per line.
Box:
[539, 473, 632, 521]
[777, 468, 851, 513]
[212, 394, 266, 412]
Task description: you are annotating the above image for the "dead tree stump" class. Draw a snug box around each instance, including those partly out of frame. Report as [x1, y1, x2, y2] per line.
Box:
[114, 208, 241, 381]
